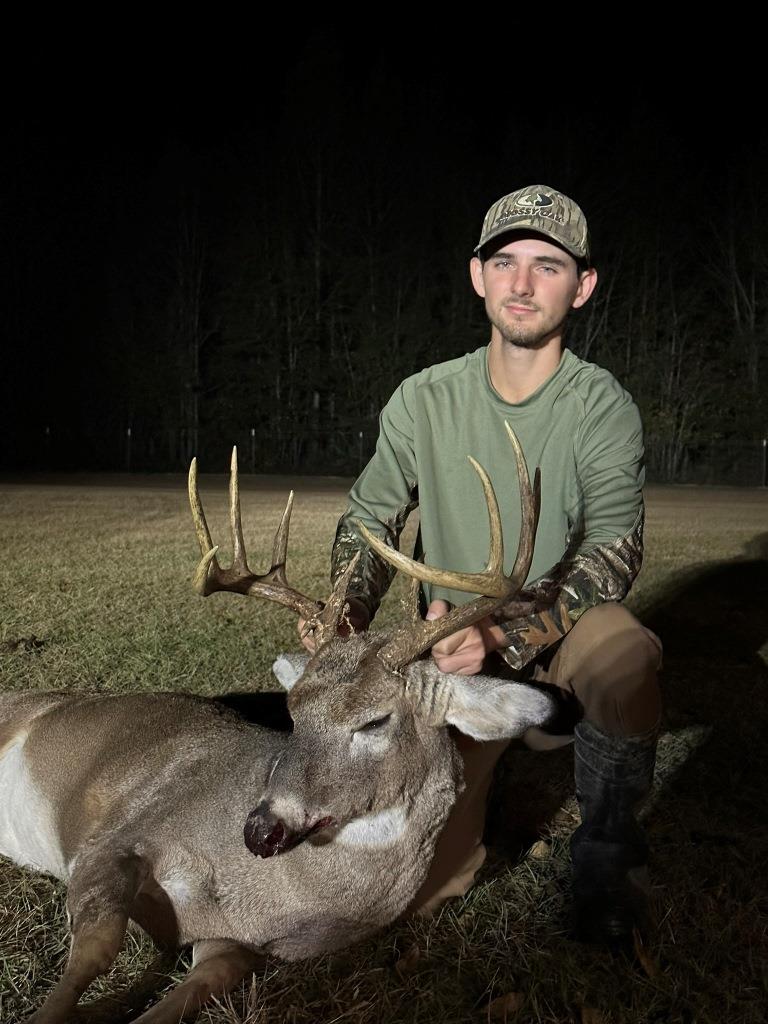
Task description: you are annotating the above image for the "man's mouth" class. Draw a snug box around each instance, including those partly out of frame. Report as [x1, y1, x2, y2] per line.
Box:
[505, 304, 537, 314]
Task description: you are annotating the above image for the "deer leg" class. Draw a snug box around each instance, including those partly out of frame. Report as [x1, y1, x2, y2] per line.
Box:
[25, 853, 147, 1024]
[130, 939, 263, 1024]
[65, 950, 180, 1024]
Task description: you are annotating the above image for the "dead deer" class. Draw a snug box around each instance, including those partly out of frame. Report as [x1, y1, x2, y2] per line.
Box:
[0, 424, 564, 1024]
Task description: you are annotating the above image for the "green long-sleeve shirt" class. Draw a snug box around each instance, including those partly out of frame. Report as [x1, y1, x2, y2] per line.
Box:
[332, 345, 644, 670]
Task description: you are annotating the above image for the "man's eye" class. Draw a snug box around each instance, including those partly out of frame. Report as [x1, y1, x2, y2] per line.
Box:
[358, 714, 392, 732]
[493, 259, 511, 270]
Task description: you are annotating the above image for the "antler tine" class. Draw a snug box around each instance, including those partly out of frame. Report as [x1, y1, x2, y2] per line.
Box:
[187, 453, 323, 623]
[355, 455, 507, 597]
[229, 446, 248, 573]
[269, 490, 294, 584]
[309, 554, 362, 649]
[189, 456, 222, 594]
[375, 424, 540, 669]
[227, 446, 294, 584]
[405, 571, 422, 625]
[502, 421, 541, 594]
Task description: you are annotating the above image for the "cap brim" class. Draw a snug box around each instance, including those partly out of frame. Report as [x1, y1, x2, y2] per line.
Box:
[475, 222, 588, 262]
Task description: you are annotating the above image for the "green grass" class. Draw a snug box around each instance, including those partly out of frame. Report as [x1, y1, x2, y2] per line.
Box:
[1, 476, 767, 1023]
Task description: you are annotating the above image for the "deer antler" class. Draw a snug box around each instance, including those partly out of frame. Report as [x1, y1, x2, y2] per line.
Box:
[357, 423, 541, 669]
[189, 447, 359, 649]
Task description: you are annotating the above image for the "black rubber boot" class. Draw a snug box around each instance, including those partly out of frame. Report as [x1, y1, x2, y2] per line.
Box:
[570, 719, 658, 950]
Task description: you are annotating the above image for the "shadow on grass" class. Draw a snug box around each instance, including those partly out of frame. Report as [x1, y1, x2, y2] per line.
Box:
[479, 533, 768, 1019]
[637, 535, 768, 969]
[640, 530, 768, 844]
[490, 532, 768, 834]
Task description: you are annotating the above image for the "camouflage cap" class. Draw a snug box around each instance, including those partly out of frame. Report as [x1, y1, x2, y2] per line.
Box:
[475, 185, 590, 262]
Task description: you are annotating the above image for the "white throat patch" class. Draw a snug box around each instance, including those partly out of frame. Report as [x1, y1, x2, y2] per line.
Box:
[335, 806, 407, 848]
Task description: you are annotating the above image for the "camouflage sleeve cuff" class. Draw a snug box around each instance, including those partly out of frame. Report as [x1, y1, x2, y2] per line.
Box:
[495, 508, 644, 671]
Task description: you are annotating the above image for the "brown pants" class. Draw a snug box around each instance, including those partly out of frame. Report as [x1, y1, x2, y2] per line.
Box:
[408, 602, 663, 915]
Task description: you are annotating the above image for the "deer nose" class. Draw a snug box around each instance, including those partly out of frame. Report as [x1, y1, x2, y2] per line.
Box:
[244, 801, 290, 858]
[244, 801, 337, 858]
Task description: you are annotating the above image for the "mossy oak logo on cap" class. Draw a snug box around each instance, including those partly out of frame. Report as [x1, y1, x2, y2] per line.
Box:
[475, 184, 590, 262]
[513, 192, 555, 212]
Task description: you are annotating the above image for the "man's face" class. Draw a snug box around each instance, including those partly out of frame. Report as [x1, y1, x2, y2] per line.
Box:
[469, 234, 596, 349]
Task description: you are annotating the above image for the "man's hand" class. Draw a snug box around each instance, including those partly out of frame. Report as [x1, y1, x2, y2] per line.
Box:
[297, 597, 371, 653]
[427, 599, 506, 675]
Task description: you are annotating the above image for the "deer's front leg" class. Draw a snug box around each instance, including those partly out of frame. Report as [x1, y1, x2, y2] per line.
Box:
[25, 852, 147, 1024]
[131, 939, 264, 1024]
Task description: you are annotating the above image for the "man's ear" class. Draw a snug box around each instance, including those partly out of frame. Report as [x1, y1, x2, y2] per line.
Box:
[469, 255, 486, 298]
[272, 652, 310, 691]
[572, 266, 597, 309]
[405, 661, 556, 741]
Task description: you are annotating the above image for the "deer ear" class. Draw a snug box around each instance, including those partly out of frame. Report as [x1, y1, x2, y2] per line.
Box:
[272, 653, 310, 691]
[444, 674, 557, 740]
[405, 661, 556, 741]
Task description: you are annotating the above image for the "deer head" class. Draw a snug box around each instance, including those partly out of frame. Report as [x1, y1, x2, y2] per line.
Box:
[189, 426, 550, 859]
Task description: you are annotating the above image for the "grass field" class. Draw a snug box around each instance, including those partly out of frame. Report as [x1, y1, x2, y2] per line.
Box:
[1, 474, 767, 1023]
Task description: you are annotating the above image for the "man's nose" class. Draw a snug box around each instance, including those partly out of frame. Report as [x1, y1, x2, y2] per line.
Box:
[509, 265, 533, 296]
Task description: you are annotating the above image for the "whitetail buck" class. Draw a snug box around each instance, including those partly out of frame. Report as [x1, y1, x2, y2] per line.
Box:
[0, 424, 564, 1024]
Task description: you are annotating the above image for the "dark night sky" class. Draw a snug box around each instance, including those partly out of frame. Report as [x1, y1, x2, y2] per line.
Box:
[2, 26, 765, 471]
[8, 28, 758, 260]
[9, 28, 757, 218]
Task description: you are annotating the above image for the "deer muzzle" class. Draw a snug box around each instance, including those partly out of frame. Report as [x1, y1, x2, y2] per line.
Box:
[244, 801, 336, 858]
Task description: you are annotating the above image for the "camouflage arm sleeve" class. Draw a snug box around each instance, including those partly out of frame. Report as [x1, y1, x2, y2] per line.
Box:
[492, 507, 644, 670]
[331, 495, 419, 620]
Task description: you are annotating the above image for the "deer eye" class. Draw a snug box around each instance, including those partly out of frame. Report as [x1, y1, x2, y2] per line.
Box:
[357, 713, 392, 733]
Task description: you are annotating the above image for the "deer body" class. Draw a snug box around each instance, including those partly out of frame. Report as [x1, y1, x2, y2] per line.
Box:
[1, 640, 555, 1024]
[0, 683, 456, 957]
